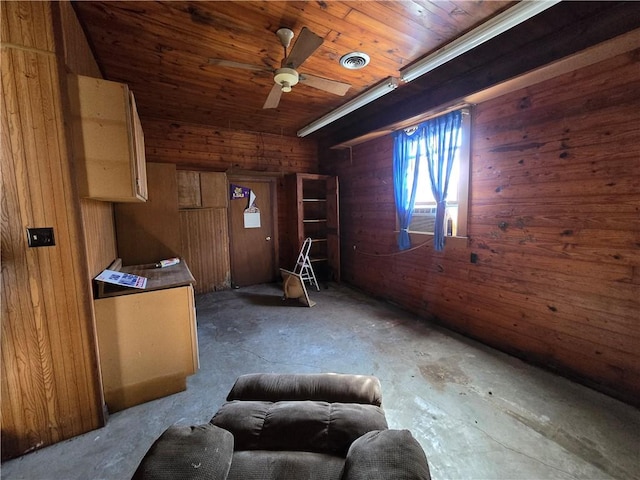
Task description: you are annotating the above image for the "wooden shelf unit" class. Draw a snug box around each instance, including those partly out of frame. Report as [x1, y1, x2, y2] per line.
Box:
[286, 173, 340, 282]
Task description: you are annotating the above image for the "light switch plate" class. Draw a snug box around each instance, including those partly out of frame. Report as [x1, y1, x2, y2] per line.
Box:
[27, 227, 55, 247]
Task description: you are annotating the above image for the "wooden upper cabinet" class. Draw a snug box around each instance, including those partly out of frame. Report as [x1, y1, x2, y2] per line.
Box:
[177, 170, 227, 209]
[200, 172, 228, 208]
[67, 74, 148, 202]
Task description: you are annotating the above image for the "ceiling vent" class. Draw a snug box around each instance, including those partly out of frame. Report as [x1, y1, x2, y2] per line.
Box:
[340, 52, 370, 70]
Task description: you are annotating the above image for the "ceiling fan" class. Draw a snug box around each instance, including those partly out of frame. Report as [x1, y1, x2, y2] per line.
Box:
[209, 27, 351, 109]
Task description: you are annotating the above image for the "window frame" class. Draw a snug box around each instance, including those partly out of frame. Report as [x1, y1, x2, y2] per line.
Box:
[403, 108, 471, 238]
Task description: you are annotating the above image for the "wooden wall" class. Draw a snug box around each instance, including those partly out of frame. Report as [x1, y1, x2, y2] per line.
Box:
[1, 1, 104, 460]
[323, 48, 640, 405]
[57, 1, 117, 277]
[143, 118, 318, 173]
[143, 118, 319, 288]
[115, 163, 181, 266]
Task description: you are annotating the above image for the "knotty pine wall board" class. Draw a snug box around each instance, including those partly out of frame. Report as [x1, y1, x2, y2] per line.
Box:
[1, 1, 104, 460]
[323, 48, 640, 405]
[142, 118, 318, 173]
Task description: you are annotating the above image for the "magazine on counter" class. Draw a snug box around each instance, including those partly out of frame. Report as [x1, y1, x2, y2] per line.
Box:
[95, 269, 147, 289]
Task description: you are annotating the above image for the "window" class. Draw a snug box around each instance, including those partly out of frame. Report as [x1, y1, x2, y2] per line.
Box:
[406, 109, 471, 237]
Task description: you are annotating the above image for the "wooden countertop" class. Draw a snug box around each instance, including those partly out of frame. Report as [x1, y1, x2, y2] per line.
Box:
[95, 258, 195, 298]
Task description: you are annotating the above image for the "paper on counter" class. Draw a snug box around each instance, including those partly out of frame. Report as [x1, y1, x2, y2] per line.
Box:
[95, 269, 147, 289]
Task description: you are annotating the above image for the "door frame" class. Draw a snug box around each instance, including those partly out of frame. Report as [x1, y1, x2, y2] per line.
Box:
[227, 173, 280, 285]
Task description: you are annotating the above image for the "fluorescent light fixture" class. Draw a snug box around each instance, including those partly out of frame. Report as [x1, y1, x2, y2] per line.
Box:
[400, 0, 561, 83]
[297, 77, 399, 137]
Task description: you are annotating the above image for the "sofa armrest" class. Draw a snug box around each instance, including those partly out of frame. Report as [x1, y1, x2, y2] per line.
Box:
[131, 424, 234, 480]
[227, 373, 383, 406]
[342, 429, 431, 480]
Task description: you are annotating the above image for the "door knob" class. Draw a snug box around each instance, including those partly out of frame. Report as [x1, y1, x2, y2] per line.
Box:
[266, 236, 271, 241]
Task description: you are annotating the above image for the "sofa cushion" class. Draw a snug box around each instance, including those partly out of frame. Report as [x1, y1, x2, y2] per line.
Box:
[342, 429, 431, 480]
[226, 451, 345, 480]
[227, 373, 383, 406]
[132, 424, 233, 480]
[209, 400, 270, 450]
[211, 400, 388, 455]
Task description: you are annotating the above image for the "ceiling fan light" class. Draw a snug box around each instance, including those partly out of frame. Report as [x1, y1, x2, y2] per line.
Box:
[274, 67, 299, 91]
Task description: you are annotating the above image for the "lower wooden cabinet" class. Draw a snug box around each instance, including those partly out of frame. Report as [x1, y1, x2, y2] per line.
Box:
[94, 285, 198, 412]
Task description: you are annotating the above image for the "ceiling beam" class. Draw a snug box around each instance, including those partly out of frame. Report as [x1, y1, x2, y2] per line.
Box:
[317, 1, 640, 149]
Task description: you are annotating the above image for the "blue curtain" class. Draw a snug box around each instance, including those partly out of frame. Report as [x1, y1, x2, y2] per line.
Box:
[421, 110, 462, 251]
[392, 109, 462, 252]
[392, 128, 421, 250]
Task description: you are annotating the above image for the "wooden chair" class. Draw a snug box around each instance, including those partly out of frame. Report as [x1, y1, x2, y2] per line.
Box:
[280, 268, 315, 307]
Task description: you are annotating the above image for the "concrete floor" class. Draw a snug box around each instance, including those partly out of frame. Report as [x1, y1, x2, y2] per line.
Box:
[2, 282, 639, 480]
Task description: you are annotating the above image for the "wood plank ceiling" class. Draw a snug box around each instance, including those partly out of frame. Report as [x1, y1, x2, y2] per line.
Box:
[73, 1, 513, 136]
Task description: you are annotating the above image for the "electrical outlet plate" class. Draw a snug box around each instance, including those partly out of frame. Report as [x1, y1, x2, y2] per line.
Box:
[27, 227, 55, 247]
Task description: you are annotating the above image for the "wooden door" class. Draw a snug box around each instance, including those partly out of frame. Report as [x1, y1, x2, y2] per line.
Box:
[228, 177, 277, 286]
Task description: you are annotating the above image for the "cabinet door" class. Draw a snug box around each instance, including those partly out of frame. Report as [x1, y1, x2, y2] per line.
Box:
[177, 170, 202, 208]
[129, 92, 148, 200]
[94, 285, 198, 412]
[201, 172, 228, 208]
[177, 171, 228, 209]
[180, 208, 231, 293]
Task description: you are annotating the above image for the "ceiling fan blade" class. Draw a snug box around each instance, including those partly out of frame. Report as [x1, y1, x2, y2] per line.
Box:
[208, 58, 270, 72]
[299, 74, 351, 96]
[263, 83, 282, 109]
[283, 27, 323, 69]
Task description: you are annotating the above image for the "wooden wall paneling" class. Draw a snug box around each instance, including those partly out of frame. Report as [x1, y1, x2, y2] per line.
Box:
[1, 1, 55, 49]
[142, 118, 318, 174]
[115, 162, 181, 265]
[79, 200, 117, 277]
[58, 0, 101, 78]
[56, 0, 117, 277]
[323, 48, 640, 405]
[1, 1, 104, 460]
[179, 209, 231, 293]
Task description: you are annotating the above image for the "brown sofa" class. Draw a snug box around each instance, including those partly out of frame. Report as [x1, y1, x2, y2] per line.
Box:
[132, 373, 431, 480]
